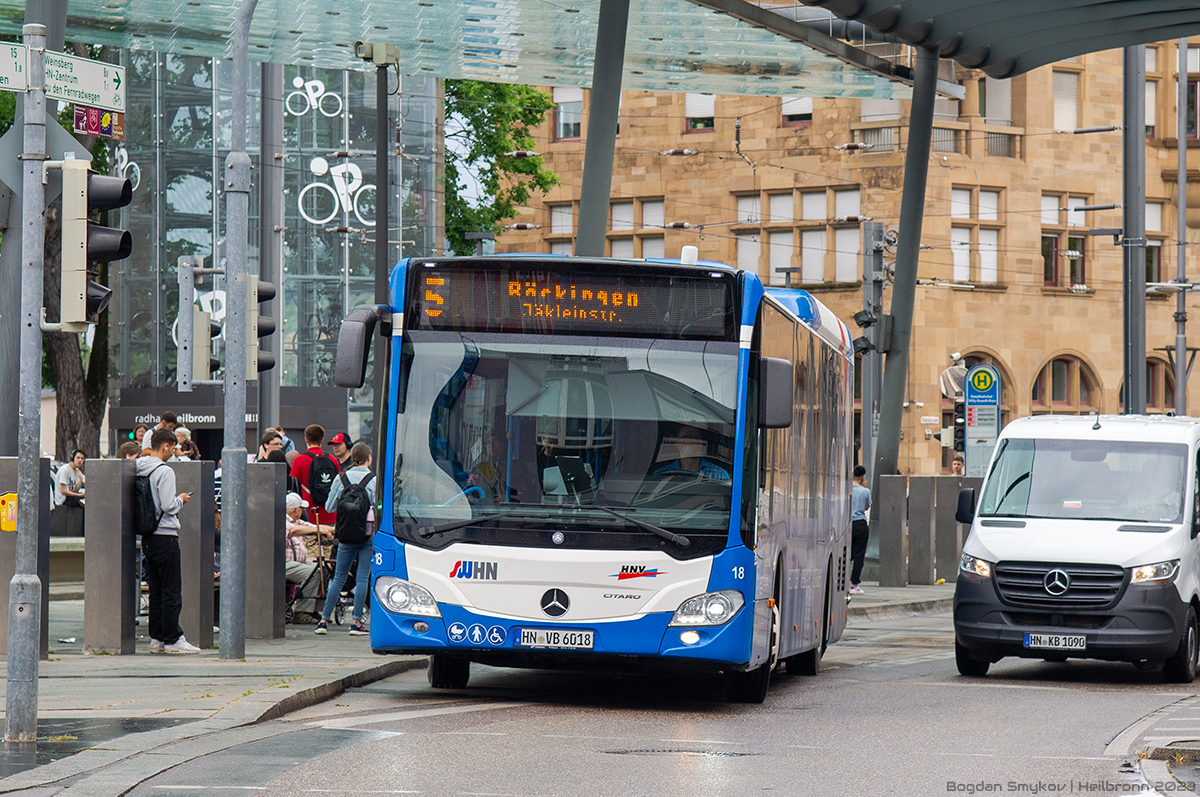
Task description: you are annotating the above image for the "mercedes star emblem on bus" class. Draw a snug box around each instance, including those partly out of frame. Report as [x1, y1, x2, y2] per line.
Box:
[540, 589, 570, 617]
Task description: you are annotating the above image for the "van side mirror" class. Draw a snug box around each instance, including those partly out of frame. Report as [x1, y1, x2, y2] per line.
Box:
[334, 305, 392, 388]
[955, 487, 976, 525]
[758, 356, 794, 429]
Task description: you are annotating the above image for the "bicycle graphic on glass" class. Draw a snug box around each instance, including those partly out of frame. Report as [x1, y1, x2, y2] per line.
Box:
[289, 77, 376, 228]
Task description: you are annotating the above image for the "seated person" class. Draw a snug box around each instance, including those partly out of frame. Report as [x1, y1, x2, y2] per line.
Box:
[653, 425, 730, 481]
[284, 492, 332, 623]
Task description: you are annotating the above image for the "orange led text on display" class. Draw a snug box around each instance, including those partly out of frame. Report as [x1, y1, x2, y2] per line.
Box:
[424, 276, 445, 318]
[508, 280, 639, 323]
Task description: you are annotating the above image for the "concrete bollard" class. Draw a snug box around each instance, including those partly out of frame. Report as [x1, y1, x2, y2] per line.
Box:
[245, 462, 286, 639]
[0, 457, 50, 659]
[934, 475, 963, 583]
[877, 474, 908, 587]
[908, 476, 936, 585]
[84, 459, 136, 654]
[168, 461, 216, 649]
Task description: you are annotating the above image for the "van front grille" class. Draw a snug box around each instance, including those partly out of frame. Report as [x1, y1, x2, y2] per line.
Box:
[994, 561, 1127, 609]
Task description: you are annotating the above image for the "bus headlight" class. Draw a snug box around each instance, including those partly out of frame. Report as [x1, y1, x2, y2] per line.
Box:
[668, 589, 744, 627]
[1131, 560, 1179, 585]
[373, 576, 441, 617]
[960, 554, 993, 578]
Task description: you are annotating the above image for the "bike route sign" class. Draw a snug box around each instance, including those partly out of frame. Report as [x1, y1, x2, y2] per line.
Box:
[964, 363, 1001, 479]
[44, 51, 125, 113]
[0, 44, 27, 93]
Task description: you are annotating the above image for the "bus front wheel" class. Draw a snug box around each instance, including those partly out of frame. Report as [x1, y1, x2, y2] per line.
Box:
[428, 654, 470, 689]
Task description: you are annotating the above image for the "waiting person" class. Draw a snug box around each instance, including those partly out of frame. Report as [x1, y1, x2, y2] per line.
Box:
[138, 428, 199, 654]
[174, 427, 201, 461]
[275, 426, 296, 455]
[328, 432, 353, 471]
[141, 411, 177, 450]
[132, 423, 149, 446]
[257, 429, 283, 461]
[951, 454, 964, 477]
[315, 442, 376, 636]
[51, 449, 87, 537]
[117, 441, 142, 459]
[290, 424, 341, 528]
[283, 492, 331, 623]
[850, 465, 872, 595]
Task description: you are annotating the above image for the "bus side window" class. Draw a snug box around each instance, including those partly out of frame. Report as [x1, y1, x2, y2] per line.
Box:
[1194, 450, 1200, 537]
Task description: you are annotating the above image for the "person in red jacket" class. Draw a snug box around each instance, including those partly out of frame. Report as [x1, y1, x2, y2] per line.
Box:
[289, 424, 342, 527]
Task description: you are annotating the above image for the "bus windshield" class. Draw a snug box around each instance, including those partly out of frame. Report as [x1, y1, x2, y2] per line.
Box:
[392, 333, 740, 550]
[978, 437, 1190, 524]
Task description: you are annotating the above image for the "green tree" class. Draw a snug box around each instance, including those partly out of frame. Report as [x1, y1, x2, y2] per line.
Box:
[442, 80, 558, 256]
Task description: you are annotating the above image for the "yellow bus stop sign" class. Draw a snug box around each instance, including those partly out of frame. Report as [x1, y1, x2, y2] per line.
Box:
[0, 492, 15, 532]
[970, 369, 994, 393]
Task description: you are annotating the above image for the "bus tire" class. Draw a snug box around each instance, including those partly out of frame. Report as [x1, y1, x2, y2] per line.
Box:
[955, 640, 990, 677]
[428, 654, 470, 689]
[1164, 606, 1198, 684]
[727, 661, 770, 703]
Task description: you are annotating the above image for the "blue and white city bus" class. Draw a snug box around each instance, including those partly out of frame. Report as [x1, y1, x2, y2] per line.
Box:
[336, 254, 854, 702]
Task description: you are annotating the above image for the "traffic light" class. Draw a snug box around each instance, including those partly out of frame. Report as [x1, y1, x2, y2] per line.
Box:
[953, 401, 966, 452]
[193, 307, 221, 379]
[248, 277, 276, 376]
[60, 159, 130, 332]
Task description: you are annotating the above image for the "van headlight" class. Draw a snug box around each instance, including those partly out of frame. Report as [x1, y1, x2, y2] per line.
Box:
[960, 554, 993, 578]
[373, 576, 441, 617]
[1131, 560, 1179, 585]
[668, 589, 744, 627]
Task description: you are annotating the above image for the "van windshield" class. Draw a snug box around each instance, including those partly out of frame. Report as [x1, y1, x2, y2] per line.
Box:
[978, 438, 1190, 524]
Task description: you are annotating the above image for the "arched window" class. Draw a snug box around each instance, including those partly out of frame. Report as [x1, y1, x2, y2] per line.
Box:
[1118, 359, 1177, 414]
[1031, 356, 1100, 415]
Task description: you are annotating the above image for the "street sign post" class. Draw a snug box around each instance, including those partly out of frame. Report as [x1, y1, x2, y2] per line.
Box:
[964, 363, 1001, 478]
[44, 51, 125, 113]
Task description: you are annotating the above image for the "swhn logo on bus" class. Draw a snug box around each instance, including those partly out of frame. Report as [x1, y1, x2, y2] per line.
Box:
[450, 560, 498, 580]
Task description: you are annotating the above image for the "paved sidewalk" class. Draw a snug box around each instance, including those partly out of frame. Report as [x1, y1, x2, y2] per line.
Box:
[0, 582, 954, 794]
[0, 599, 424, 794]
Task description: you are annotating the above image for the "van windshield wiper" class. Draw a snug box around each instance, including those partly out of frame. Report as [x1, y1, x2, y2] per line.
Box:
[559, 503, 690, 548]
[995, 471, 1032, 512]
[415, 511, 553, 538]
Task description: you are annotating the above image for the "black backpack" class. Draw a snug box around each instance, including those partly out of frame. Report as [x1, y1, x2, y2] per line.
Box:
[307, 452, 339, 509]
[133, 463, 164, 535]
[334, 471, 375, 545]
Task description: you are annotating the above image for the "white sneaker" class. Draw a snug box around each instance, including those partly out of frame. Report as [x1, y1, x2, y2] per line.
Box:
[849, 585, 865, 595]
[164, 637, 201, 654]
[149, 638, 165, 654]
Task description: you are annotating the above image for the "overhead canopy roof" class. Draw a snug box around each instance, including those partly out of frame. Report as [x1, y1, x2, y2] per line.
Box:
[0, 0, 919, 99]
[806, 0, 1200, 78]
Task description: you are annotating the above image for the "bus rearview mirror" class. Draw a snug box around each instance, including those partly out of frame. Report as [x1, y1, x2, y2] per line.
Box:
[758, 356, 793, 429]
[334, 305, 392, 388]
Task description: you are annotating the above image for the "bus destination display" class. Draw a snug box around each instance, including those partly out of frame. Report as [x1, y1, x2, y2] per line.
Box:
[410, 267, 734, 339]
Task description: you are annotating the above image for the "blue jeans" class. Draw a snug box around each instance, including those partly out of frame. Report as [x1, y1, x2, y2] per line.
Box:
[322, 541, 372, 622]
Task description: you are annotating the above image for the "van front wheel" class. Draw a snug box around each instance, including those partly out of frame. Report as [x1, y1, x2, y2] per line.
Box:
[1164, 606, 1198, 684]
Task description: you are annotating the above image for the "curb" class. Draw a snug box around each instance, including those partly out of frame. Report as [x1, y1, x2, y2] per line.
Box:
[848, 597, 954, 621]
[0, 655, 427, 795]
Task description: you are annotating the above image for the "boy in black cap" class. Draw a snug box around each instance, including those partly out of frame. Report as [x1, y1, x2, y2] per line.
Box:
[329, 432, 353, 471]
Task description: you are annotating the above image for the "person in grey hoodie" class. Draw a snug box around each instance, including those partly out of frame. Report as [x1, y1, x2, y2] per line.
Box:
[138, 428, 199, 654]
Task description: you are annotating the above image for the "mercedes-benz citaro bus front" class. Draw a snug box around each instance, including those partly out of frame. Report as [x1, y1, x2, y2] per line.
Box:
[340, 255, 792, 701]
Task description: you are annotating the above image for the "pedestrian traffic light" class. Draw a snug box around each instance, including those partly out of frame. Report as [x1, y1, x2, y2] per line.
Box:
[953, 401, 966, 452]
[248, 277, 276, 376]
[60, 159, 130, 332]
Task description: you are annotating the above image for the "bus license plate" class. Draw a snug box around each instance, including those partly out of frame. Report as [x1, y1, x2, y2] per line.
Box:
[515, 628, 594, 650]
[1023, 633, 1086, 651]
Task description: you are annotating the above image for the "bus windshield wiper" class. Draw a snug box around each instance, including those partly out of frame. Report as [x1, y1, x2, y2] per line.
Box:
[560, 503, 690, 548]
[415, 511, 553, 538]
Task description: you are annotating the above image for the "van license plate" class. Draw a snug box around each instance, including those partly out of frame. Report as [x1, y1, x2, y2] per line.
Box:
[514, 628, 594, 650]
[1024, 633, 1086, 650]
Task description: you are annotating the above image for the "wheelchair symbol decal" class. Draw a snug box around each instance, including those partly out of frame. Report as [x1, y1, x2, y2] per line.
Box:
[286, 77, 344, 118]
[298, 156, 376, 227]
[486, 626, 506, 645]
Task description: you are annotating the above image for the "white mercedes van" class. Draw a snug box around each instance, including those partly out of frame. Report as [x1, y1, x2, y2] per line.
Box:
[953, 414, 1200, 682]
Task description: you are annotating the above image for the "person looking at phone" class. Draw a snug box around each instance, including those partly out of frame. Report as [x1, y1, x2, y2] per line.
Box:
[137, 429, 199, 654]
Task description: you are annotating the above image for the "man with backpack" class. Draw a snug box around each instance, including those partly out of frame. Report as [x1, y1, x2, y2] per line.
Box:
[289, 424, 341, 529]
[315, 442, 376, 636]
[136, 429, 199, 654]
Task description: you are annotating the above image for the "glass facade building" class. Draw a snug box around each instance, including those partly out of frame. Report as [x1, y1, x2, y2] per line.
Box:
[107, 52, 440, 454]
